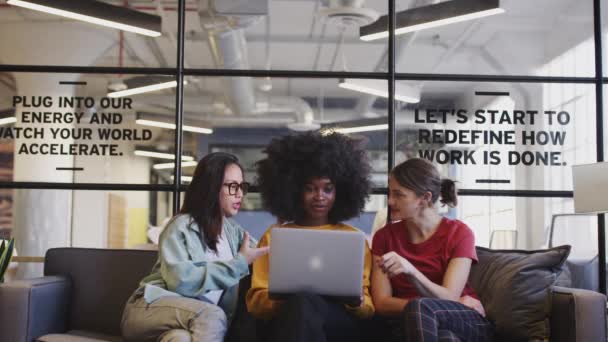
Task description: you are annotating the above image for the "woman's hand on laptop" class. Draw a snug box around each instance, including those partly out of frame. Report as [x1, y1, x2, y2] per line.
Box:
[378, 252, 416, 277]
[239, 232, 270, 264]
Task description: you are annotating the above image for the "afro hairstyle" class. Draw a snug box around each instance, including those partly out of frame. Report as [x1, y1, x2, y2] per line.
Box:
[255, 131, 371, 223]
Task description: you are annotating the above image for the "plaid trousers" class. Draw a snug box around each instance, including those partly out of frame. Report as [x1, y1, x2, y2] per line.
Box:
[402, 298, 494, 342]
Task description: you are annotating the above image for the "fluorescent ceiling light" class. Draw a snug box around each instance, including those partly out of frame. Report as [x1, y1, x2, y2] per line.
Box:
[136, 119, 212, 134]
[134, 149, 194, 161]
[360, 0, 504, 41]
[153, 161, 198, 170]
[339, 79, 420, 103]
[0, 117, 17, 126]
[0, 109, 16, 126]
[7, 0, 161, 37]
[108, 79, 187, 98]
[334, 124, 388, 134]
[170, 175, 193, 182]
[136, 112, 213, 135]
[323, 118, 388, 134]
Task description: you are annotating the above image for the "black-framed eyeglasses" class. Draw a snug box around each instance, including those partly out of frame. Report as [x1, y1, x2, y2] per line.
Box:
[223, 182, 250, 196]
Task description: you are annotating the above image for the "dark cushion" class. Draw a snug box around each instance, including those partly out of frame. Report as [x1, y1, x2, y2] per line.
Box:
[44, 248, 157, 336]
[469, 245, 570, 341]
[225, 272, 257, 342]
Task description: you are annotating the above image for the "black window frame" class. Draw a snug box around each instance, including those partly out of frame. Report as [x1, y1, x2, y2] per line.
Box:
[0, 0, 605, 293]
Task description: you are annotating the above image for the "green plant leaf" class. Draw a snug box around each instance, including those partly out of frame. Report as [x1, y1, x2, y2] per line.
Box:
[0, 238, 14, 283]
[0, 240, 5, 261]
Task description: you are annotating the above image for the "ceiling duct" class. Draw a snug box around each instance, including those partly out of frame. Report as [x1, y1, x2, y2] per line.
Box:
[129, 95, 318, 130]
[199, 0, 267, 116]
[261, 96, 320, 131]
[197, 0, 319, 130]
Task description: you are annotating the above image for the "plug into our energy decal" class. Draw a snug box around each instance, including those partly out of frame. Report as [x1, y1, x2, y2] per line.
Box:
[6, 95, 152, 158]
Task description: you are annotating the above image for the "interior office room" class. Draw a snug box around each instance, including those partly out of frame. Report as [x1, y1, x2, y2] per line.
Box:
[0, 0, 607, 341]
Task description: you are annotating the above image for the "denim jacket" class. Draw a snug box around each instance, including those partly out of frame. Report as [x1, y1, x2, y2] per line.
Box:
[134, 214, 256, 322]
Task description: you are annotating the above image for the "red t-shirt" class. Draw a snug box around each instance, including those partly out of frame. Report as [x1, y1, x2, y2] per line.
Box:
[371, 217, 479, 300]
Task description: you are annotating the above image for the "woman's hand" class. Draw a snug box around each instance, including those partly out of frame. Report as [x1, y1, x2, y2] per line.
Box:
[378, 251, 417, 277]
[239, 232, 270, 264]
[459, 295, 486, 317]
[345, 294, 364, 309]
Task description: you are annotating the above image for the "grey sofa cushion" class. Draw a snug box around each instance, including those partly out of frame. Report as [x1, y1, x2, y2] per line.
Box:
[469, 245, 570, 341]
[37, 330, 123, 342]
[551, 286, 607, 342]
[44, 248, 157, 337]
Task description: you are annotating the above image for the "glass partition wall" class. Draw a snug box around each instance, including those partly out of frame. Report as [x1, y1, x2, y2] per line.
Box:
[0, 0, 605, 293]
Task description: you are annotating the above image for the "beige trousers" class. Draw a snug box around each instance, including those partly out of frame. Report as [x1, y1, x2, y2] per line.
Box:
[121, 295, 227, 342]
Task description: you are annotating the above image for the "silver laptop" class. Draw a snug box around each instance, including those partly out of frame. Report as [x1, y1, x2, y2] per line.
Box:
[269, 227, 365, 304]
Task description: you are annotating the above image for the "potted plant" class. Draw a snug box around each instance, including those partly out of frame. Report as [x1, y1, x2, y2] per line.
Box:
[0, 238, 15, 283]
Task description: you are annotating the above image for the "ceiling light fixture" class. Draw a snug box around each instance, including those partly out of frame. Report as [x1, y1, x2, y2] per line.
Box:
[153, 161, 198, 170]
[136, 112, 213, 135]
[7, 0, 162, 37]
[0, 117, 17, 126]
[136, 119, 212, 134]
[108, 76, 186, 98]
[170, 175, 193, 182]
[0, 109, 16, 126]
[339, 79, 420, 103]
[323, 118, 388, 134]
[134, 149, 194, 161]
[360, 0, 504, 41]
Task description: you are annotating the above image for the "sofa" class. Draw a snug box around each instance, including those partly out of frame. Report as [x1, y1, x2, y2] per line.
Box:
[0, 246, 606, 342]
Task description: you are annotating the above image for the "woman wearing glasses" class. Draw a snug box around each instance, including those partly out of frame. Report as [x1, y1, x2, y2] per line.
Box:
[246, 132, 374, 342]
[121, 152, 269, 342]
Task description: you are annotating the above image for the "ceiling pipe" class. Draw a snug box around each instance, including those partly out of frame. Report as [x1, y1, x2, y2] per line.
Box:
[260, 96, 319, 130]
[312, 20, 329, 71]
[260, 13, 272, 91]
[308, 0, 322, 39]
[197, 0, 318, 129]
[328, 25, 347, 71]
[210, 29, 257, 116]
[199, 0, 260, 116]
[129, 94, 317, 129]
[153, 0, 205, 94]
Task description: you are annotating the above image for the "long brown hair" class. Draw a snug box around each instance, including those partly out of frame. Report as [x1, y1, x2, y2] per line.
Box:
[391, 158, 457, 207]
[180, 152, 244, 252]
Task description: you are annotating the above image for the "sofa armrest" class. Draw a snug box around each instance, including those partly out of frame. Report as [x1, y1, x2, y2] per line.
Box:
[0, 276, 71, 342]
[551, 286, 607, 342]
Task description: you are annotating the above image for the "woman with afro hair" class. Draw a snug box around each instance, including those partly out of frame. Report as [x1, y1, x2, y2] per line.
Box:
[246, 131, 375, 342]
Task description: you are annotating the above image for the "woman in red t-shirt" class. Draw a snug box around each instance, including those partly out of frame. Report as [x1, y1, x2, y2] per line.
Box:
[371, 158, 493, 342]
